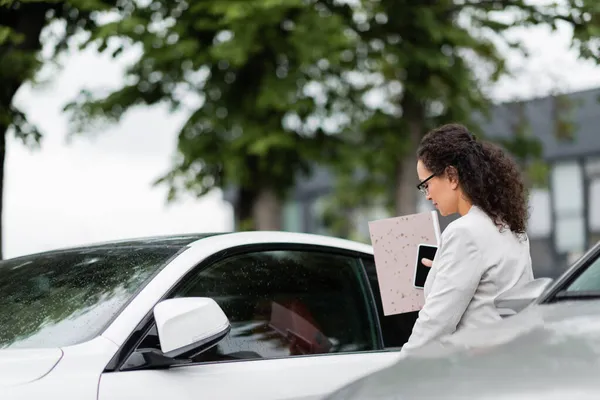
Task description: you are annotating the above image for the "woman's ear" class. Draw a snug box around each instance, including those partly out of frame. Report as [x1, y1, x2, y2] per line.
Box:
[445, 166, 460, 190]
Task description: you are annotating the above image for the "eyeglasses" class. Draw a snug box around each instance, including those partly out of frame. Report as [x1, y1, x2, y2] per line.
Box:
[416, 173, 435, 195]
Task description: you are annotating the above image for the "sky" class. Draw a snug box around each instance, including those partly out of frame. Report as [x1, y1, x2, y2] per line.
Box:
[5, 48, 234, 258]
[5, 16, 600, 259]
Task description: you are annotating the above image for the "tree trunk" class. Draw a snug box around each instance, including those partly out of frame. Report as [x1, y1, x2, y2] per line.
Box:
[0, 81, 20, 260]
[395, 101, 425, 216]
[0, 2, 52, 259]
[0, 125, 5, 259]
[252, 187, 282, 231]
[234, 186, 283, 231]
[235, 187, 255, 231]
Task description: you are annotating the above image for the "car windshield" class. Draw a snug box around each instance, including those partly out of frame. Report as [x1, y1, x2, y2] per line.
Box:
[0, 245, 185, 349]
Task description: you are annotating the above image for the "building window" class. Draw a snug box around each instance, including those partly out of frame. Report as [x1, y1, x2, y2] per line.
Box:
[586, 157, 600, 234]
[282, 200, 304, 232]
[590, 180, 600, 233]
[417, 195, 434, 214]
[551, 161, 585, 253]
[527, 189, 551, 238]
[352, 203, 389, 242]
[310, 196, 331, 235]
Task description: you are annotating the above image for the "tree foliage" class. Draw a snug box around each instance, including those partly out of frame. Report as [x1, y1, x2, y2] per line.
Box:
[61, 0, 600, 236]
[320, 0, 600, 238]
[0, 0, 114, 258]
[65, 0, 365, 229]
[0, 0, 111, 144]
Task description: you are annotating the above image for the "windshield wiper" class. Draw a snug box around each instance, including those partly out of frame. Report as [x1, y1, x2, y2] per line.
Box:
[553, 290, 600, 301]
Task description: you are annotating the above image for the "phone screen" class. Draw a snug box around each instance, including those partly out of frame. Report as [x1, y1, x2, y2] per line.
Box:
[414, 245, 438, 289]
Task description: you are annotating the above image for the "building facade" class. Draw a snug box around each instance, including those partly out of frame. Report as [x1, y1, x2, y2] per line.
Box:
[224, 87, 600, 278]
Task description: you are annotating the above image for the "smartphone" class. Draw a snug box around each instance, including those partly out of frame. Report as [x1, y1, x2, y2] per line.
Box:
[414, 244, 438, 289]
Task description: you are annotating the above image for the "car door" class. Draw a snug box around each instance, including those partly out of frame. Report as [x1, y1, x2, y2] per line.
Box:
[360, 256, 420, 350]
[98, 246, 402, 400]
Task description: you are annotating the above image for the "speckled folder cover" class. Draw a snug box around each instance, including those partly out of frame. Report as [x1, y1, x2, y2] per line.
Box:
[368, 211, 441, 316]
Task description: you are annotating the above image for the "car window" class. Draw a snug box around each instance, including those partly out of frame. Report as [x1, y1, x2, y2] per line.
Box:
[140, 250, 378, 363]
[562, 253, 600, 292]
[361, 257, 418, 349]
[0, 246, 183, 349]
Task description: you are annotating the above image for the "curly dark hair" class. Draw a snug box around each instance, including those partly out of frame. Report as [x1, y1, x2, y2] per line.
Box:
[417, 123, 528, 235]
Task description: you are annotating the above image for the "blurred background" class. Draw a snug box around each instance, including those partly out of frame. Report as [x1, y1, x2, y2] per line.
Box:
[1, 0, 599, 279]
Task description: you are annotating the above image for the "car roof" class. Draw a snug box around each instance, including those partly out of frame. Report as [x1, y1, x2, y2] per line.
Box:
[186, 231, 374, 255]
[4, 231, 373, 262]
[2, 233, 226, 262]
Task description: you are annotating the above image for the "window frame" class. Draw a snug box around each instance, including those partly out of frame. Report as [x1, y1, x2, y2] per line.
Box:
[538, 240, 600, 304]
[104, 243, 385, 373]
[360, 256, 420, 350]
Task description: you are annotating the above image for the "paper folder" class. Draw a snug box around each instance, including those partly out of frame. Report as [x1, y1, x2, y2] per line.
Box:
[368, 211, 441, 316]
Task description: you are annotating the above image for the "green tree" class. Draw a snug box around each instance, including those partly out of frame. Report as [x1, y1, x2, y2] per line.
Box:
[323, 0, 600, 238]
[0, 0, 112, 258]
[65, 0, 362, 230]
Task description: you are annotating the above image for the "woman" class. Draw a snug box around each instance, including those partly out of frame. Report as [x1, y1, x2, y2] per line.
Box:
[400, 123, 533, 355]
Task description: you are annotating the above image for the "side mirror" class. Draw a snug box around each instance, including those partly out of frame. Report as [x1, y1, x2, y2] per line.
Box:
[153, 297, 230, 360]
[495, 278, 554, 315]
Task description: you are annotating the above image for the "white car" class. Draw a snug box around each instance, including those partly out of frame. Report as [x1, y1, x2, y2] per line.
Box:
[0, 231, 422, 400]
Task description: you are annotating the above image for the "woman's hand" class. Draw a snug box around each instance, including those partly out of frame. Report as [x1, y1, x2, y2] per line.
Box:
[421, 258, 433, 267]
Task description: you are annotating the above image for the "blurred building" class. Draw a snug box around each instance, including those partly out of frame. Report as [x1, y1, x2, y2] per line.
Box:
[476, 87, 600, 277]
[224, 87, 600, 278]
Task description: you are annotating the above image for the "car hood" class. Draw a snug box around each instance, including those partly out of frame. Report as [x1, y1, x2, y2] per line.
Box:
[0, 348, 63, 387]
[326, 300, 600, 400]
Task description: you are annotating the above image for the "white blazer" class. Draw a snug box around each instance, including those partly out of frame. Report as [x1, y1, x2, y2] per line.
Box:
[400, 205, 534, 355]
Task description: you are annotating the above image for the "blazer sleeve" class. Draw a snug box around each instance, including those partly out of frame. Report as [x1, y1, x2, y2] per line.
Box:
[400, 225, 483, 355]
